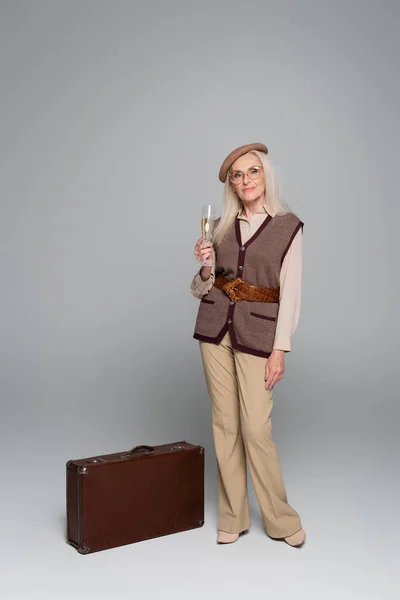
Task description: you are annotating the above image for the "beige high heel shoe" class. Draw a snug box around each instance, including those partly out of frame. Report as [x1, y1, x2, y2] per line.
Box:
[217, 529, 248, 544]
[283, 528, 306, 547]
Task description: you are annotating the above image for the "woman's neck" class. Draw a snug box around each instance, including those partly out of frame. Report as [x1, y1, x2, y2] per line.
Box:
[241, 194, 265, 219]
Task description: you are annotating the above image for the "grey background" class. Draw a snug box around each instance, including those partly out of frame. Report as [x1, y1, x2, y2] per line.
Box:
[1, 0, 399, 598]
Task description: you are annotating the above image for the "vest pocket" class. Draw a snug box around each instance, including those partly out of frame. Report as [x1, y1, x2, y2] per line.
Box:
[201, 298, 215, 304]
[250, 311, 276, 321]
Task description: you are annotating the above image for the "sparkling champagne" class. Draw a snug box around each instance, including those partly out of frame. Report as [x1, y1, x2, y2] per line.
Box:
[201, 217, 215, 241]
[200, 204, 216, 267]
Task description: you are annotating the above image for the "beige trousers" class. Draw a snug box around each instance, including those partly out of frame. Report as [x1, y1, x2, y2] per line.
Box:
[199, 331, 302, 538]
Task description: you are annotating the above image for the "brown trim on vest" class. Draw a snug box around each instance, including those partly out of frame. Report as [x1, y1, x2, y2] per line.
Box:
[227, 326, 272, 358]
[193, 324, 228, 345]
[194, 327, 272, 358]
[280, 220, 304, 267]
[232, 215, 274, 317]
[250, 311, 276, 321]
[235, 214, 273, 248]
[201, 298, 215, 304]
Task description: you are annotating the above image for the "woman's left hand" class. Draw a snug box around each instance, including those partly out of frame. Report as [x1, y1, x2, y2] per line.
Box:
[264, 350, 285, 390]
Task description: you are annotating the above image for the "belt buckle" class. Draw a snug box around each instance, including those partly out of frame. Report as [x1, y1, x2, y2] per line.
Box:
[224, 277, 245, 302]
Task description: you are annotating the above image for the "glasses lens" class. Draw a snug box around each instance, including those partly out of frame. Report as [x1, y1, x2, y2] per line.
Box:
[229, 171, 243, 184]
[248, 166, 261, 180]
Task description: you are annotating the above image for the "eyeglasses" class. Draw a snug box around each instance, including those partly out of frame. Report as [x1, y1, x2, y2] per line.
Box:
[228, 164, 263, 186]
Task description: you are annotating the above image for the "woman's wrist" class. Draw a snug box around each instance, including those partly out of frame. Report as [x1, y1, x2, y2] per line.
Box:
[200, 266, 212, 281]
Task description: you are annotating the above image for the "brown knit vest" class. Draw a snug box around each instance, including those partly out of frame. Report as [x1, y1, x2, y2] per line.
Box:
[193, 213, 304, 358]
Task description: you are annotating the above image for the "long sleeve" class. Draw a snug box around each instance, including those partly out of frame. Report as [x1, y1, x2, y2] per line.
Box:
[272, 228, 303, 352]
[190, 246, 216, 299]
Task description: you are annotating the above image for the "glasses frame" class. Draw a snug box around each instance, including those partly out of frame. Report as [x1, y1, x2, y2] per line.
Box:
[228, 163, 263, 186]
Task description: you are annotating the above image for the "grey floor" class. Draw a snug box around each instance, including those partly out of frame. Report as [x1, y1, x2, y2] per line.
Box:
[2, 382, 398, 600]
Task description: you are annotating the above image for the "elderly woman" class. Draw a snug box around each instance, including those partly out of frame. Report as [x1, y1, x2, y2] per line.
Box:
[190, 143, 306, 547]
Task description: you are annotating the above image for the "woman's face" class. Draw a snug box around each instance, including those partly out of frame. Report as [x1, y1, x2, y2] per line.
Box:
[228, 153, 265, 205]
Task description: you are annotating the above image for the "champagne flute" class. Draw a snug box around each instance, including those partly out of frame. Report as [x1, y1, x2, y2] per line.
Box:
[200, 204, 215, 267]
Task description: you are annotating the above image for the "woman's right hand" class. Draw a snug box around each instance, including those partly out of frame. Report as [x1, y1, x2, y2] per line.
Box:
[194, 235, 214, 267]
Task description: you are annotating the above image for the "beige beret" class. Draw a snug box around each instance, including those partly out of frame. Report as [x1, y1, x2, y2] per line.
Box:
[218, 142, 268, 183]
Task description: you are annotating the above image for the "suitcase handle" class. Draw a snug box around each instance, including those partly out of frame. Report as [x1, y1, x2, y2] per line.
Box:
[122, 445, 155, 457]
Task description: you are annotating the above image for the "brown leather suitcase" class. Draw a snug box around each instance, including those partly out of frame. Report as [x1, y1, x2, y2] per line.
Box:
[66, 440, 205, 554]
